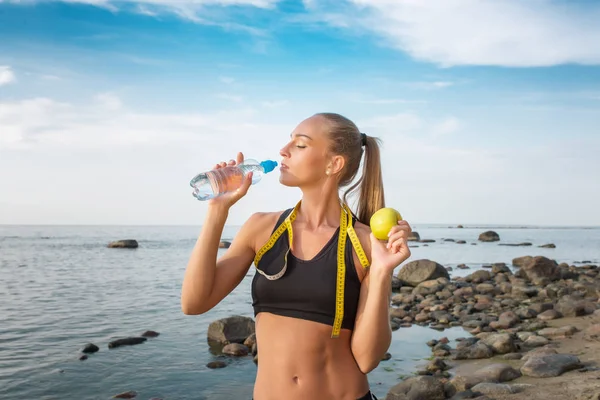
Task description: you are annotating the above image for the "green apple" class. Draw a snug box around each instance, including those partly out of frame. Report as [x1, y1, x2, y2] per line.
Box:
[370, 207, 403, 240]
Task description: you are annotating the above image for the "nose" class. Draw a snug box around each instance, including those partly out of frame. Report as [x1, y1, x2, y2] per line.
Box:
[279, 142, 291, 159]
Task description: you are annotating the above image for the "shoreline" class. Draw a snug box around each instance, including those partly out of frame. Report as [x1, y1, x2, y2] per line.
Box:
[381, 256, 600, 400]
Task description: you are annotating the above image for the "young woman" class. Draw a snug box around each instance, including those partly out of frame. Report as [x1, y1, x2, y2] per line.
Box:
[181, 113, 412, 400]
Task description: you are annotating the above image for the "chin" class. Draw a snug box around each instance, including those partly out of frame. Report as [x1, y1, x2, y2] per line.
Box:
[279, 171, 301, 188]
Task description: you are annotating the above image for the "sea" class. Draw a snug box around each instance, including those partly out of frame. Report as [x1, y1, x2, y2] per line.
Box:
[1, 223, 599, 400]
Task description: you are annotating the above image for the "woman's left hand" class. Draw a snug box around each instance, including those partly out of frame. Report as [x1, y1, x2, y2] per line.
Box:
[369, 220, 412, 275]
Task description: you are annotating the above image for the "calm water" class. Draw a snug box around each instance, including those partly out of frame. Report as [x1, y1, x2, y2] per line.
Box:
[1, 223, 599, 400]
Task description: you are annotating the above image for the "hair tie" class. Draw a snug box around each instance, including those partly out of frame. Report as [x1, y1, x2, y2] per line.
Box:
[360, 133, 367, 147]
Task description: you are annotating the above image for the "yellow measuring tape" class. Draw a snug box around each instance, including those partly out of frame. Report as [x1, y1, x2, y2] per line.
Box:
[254, 200, 370, 338]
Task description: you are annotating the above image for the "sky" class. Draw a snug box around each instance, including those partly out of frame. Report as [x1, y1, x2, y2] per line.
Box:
[0, 0, 599, 227]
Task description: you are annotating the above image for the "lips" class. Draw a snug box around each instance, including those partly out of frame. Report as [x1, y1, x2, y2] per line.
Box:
[280, 163, 289, 170]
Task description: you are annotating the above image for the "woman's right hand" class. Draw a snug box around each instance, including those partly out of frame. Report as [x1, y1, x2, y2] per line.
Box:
[207, 151, 253, 210]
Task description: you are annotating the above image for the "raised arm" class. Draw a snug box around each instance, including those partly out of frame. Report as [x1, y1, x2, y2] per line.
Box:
[181, 205, 260, 315]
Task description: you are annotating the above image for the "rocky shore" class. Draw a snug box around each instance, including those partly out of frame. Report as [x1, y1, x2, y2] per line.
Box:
[206, 252, 600, 400]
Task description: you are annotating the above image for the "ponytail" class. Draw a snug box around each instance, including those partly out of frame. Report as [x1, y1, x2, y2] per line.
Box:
[314, 112, 386, 225]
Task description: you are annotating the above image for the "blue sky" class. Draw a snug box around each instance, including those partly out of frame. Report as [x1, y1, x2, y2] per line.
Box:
[1, 0, 599, 226]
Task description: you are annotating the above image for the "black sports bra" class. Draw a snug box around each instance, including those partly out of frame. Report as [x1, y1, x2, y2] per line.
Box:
[251, 208, 364, 332]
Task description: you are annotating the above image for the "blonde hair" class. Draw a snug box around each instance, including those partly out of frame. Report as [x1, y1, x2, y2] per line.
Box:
[315, 112, 385, 225]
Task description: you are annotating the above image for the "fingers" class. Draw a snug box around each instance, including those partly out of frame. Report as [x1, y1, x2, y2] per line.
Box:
[386, 221, 412, 253]
[213, 153, 243, 170]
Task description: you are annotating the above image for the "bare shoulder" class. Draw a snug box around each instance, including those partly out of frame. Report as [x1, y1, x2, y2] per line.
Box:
[242, 210, 288, 251]
[352, 219, 373, 265]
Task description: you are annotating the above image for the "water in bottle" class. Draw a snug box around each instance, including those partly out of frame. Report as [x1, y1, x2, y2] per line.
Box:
[190, 159, 278, 201]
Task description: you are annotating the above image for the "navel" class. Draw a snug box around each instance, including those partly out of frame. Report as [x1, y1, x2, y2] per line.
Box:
[292, 376, 299, 384]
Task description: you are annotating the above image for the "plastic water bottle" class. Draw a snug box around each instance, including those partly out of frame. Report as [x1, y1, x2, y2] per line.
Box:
[190, 159, 278, 201]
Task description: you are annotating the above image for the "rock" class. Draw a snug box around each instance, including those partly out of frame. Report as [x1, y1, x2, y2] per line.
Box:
[397, 259, 450, 287]
[474, 363, 522, 383]
[113, 391, 137, 399]
[207, 316, 255, 345]
[453, 342, 495, 360]
[385, 376, 446, 400]
[79, 354, 88, 361]
[82, 343, 99, 353]
[108, 337, 147, 349]
[521, 353, 583, 377]
[489, 311, 520, 330]
[538, 325, 578, 339]
[503, 353, 523, 360]
[457, 240, 466, 244]
[207, 361, 227, 369]
[524, 335, 549, 347]
[481, 333, 517, 354]
[520, 256, 562, 285]
[512, 285, 539, 299]
[382, 352, 392, 361]
[513, 256, 533, 268]
[141, 330, 160, 338]
[107, 239, 138, 249]
[583, 324, 600, 341]
[492, 264, 511, 274]
[555, 296, 588, 317]
[466, 270, 491, 284]
[538, 309, 562, 321]
[515, 307, 538, 319]
[426, 358, 449, 373]
[457, 225, 464, 228]
[222, 343, 249, 356]
[244, 333, 256, 348]
[408, 232, 421, 241]
[219, 240, 231, 248]
[499, 242, 533, 247]
[522, 346, 558, 361]
[478, 231, 500, 242]
[449, 390, 478, 399]
[392, 276, 402, 291]
[471, 383, 521, 395]
[539, 243, 556, 248]
[530, 302, 555, 314]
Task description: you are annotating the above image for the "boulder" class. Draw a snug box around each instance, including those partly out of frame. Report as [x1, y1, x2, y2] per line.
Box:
[222, 343, 249, 356]
[385, 376, 446, 400]
[108, 337, 147, 349]
[521, 354, 582, 377]
[512, 256, 533, 268]
[207, 316, 255, 345]
[397, 260, 450, 287]
[408, 231, 421, 242]
[82, 343, 99, 353]
[520, 256, 561, 285]
[107, 239, 138, 249]
[478, 231, 500, 242]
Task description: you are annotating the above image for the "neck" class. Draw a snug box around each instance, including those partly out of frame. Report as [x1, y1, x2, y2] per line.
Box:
[297, 184, 342, 229]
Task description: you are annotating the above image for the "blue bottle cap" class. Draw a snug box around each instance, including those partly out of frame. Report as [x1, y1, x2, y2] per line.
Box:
[260, 160, 278, 173]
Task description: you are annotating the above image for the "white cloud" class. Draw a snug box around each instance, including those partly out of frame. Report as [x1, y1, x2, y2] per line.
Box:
[0, 95, 262, 150]
[0, 66, 16, 86]
[331, 0, 600, 67]
[219, 76, 235, 84]
[1, 0, 278, 31]
[431, 117, 460, 138]
[94, 92, 122, 110]
[217, 93, 244, 102]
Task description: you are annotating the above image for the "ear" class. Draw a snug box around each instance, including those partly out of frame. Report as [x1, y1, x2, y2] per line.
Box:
[329, 154, 345, 175]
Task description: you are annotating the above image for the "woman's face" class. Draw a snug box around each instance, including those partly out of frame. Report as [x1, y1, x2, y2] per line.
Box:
[278, 115, 340, 188]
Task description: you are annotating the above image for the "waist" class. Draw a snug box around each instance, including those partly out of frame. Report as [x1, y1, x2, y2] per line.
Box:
[253, 313, 369, 400]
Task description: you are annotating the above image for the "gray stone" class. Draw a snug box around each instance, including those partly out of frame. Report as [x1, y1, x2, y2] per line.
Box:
[397, 260, 450, 287]
[207, 316, 255, 345]
[521, 353, 583, 377]
[385, 376, 446, 400]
